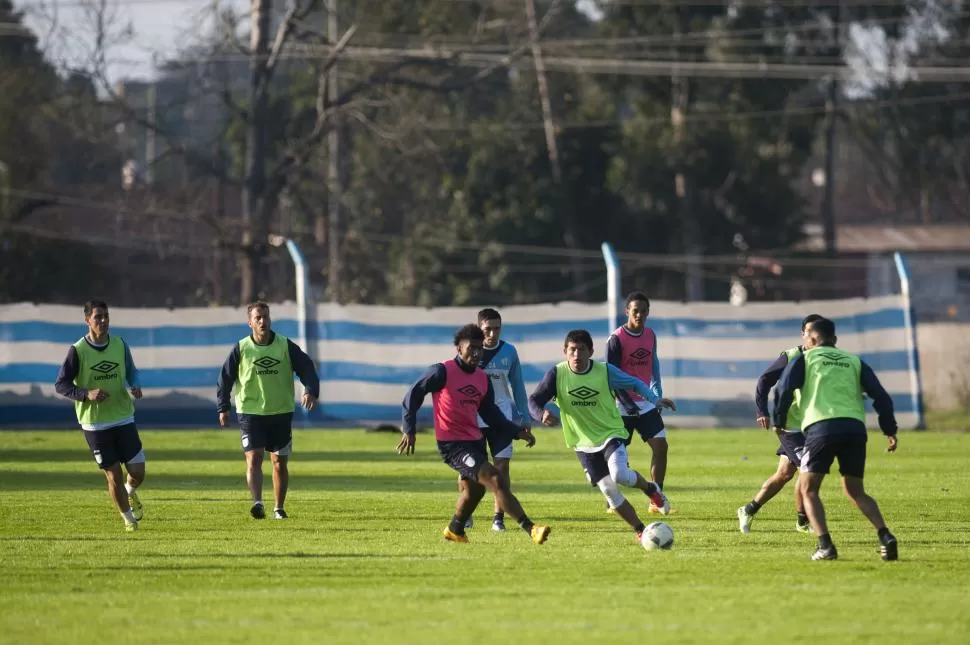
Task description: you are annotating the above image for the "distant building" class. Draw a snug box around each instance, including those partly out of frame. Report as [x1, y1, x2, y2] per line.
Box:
[798, 223, 970, 322]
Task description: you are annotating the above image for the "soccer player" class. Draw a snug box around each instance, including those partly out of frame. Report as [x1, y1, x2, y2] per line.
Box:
[529, 329, 676, 543]
[773, 317, 900, 561]
[54, 299, 146, 532]
[398, 324, 551, 546]
[606, 291, 669, 513]
[737, 313, 824, 534]
[460, 307, 532, 533]
[216, 301, 320, 520]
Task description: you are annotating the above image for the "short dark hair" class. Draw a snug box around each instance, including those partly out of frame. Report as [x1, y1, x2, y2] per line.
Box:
[83, 300, 108, 317]
[625, 291, 650, 308]
[477, 308, 501, 324]
[801, 313, 824, 330]
[564, 329, 594, 352]
[247, 301, 270, 316]
[454, 323, 485, 346]
[808, 317, 836, 340]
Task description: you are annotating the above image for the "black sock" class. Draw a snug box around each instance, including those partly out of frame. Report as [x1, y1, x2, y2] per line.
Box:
[448, 515, 466, 536]
[493, 511, 505, 523]
[797, 512, 809, 526]
[818, 532, 834, 550]
[878, 527, 893, 542]
[656, 481, 664, 491]
[517, 516, 534, 533]
[644, 482, 658, 496]
[744, 500, 762, 516]
[634, 522, 646, 534]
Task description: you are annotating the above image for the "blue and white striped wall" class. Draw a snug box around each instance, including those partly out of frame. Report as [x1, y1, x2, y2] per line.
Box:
[0, 295, 922, 429]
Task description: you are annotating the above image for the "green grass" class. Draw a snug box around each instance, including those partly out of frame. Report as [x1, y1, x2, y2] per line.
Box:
[1, 429, 968, 645]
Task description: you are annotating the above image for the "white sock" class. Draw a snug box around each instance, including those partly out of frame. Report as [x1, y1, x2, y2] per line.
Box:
[125, 482, 137, 495]
[122, 510, 136, 523]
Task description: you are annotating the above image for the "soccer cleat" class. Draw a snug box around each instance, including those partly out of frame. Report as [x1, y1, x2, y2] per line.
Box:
[530, 525, 551, 545]
[636, 531, 644, 545]
[492, 519, 506, 533]
[443, 527, 469, 543]
[648, 487, 671, 515]
[250, 503, 266, 520]
[880, 535, 899, 561]
[124, 520, 138, 533]
[811, 545, 838, 561]
[795, 520, 813, 534]
[464, 517, 474, 529]
[737, 506, 753, 534]
[273, 509, 288, 520]
[128, 490, 143, 521]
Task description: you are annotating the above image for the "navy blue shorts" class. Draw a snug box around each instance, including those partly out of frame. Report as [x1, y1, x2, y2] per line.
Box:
[481, 426, 515, 459]
[775, 431, 806, 466]
[239, 412, 293, 454]
[437, 439, 489, 481]
[622, 408, 665, 444]
[83, 423, 143, 470]
[801, 431, 867, 478]
[576, 438, 626, 487]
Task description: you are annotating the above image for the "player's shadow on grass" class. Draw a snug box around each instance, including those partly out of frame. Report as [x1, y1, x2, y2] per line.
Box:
[0, 470, 630, 495]
[1, 449, 411, 463]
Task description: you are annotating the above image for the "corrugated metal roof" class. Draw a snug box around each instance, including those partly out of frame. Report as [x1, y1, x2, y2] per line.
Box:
[798, 224, 970, 253]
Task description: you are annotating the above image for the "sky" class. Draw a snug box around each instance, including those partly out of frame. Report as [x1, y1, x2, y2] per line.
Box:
[19, 0, 606, 84]
[21, 0, 252, 83]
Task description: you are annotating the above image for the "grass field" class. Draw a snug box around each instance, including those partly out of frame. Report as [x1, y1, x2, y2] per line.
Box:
[1, 428, 968, 645]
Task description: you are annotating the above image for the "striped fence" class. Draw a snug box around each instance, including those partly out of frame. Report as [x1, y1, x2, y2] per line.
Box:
[0, 295, 922, 429]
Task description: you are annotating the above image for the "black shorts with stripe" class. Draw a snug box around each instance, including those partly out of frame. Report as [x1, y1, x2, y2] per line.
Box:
[83, 423, 143, 470]
[622, 408, 665, 445]
[437, 439, 489, 481]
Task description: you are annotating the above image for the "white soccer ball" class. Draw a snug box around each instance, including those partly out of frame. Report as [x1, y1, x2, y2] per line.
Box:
[640, 521, 674, 551]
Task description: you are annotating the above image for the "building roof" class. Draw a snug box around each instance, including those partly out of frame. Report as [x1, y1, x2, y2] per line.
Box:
[798, 224, 970, 253]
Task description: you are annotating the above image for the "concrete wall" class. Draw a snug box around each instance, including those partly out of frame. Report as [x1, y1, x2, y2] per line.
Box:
[917, 322, 970, 410]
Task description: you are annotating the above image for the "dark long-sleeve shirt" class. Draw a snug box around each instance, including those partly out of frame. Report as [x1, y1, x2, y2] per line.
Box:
[528, 361, 661, 422]
[401, 358, 522, 437]
[216, 332, 320, 412]
[54, 336, 141, 402]
[772, 347, 897, 436]
[605, 332, 663, 416]
[754, 351, 794, 418]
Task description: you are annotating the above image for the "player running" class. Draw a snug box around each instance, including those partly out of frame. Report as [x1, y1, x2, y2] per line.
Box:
[399, 324, 551, 546]
[737, 313, 823, 534]
[530, 329, 675, 544]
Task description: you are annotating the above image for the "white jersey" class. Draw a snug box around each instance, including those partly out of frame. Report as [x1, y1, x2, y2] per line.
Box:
[475, 340, 529, 428]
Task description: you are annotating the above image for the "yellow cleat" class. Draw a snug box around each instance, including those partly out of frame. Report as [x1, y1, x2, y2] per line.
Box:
[530, 525, 551, 545]
[125, 520, 138, 533]
[128, 491, 143, 521]
[443, 528, 469, 543]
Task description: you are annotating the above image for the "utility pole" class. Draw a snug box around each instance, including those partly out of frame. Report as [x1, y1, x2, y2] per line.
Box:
[821, 0, 844, 258]
[241, 0, 271, 304]
[524, 0, 584, 288]
[327, 0, 342, 302]
[145, 82, 156, 185]
[672, 8, 703, 301]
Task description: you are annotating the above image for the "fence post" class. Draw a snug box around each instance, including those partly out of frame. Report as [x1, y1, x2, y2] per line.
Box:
[601, 242, 620, 337]
[283, 238, 310, 359]
[893, 252, 925, 429]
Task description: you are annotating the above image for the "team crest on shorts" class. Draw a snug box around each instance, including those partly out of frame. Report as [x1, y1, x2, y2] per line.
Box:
[93, 450, 102, 464]
[463, 454, 476, 468]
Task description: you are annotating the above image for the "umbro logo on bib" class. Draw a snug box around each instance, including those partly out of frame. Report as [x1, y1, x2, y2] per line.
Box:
[629, 348, 651, 361]
[457, 385, 481, 397]
[254, 356, 281, 375]
[90, 361, 119, 381]
[568, 386, 599, 407]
